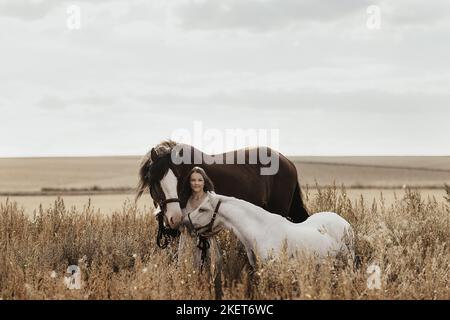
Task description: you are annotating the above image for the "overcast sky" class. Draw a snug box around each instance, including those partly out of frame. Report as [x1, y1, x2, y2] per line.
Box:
[1, 0, 449, 156]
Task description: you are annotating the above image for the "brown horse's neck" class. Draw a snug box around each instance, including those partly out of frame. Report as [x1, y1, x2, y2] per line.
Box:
[171, 144, 211, 183]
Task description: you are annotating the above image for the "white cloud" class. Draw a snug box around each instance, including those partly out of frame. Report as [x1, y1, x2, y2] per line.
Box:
[0, 0, 60, 20]
[0, 0, 449, 156]
[379, 0, 450, 27]
[173, 0, 372, 31]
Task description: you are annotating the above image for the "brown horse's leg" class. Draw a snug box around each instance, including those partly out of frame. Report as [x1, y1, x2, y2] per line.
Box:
[288, 181, 309, 223]
[266, 154, 308, 222]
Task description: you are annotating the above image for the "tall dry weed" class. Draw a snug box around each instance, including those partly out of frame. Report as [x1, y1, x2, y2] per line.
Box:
[0, 187, 448, 300]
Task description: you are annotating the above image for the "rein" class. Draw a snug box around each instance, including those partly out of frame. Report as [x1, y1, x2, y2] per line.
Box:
[155, 198, 181, 248]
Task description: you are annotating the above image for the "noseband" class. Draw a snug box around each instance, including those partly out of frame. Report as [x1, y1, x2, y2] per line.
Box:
[158, 198, 181, 211]
[155, 197, 182, 249]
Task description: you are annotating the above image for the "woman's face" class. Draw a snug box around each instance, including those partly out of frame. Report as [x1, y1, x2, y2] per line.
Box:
[190, 172, 205, 193]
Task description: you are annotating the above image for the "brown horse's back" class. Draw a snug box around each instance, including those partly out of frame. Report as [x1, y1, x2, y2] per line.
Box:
[197, 147, 308, 222]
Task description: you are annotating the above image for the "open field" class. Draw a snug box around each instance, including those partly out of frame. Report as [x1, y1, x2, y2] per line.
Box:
[0, 194, 152, 216]
[0, 156, 140, 193]
[0, 156, 448, 214]
[1, 189, 446, 216]
[1, 156, 449, 192]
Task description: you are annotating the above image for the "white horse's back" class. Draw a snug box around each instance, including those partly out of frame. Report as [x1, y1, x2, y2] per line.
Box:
[298, 211, 354, 258]
[305, 212, 352, 241]
[261, 211, 354, 260]
[222, 199, 355, 262]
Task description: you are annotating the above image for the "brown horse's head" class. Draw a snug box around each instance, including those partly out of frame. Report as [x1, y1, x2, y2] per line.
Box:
[136, 140, 183, 229]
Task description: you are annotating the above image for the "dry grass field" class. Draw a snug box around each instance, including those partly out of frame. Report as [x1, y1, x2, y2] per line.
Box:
[0, 156, 449, 299]
[0, 186, 448, 299]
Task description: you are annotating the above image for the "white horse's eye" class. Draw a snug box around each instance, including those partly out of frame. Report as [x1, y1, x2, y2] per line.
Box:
[199, 208, 206, 212]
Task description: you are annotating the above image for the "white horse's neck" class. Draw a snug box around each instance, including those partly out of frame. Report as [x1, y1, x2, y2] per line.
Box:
[215, 196, 285, 262]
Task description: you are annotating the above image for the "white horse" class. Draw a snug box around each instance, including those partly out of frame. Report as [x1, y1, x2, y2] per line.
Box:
[183, 191, 355, 267]
[151, 199, 222, 271]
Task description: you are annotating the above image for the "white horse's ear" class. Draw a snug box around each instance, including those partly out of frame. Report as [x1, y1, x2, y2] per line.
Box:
[207, 191, 217, 204]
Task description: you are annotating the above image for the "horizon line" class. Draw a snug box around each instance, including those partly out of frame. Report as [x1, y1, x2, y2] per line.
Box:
[0, 154, 449, 159]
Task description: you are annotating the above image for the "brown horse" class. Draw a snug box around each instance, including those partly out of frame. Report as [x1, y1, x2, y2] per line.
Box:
[136, 140, 309, 247]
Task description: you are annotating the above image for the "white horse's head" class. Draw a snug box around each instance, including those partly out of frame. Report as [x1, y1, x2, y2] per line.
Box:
[183, 192, 223, 237]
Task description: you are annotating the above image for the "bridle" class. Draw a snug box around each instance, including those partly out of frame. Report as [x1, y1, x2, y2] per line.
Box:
[187, 199, 222, 237]
[186, 198, 222, 268]
[159, 198, 181, 209]
[155, 197, 182, 248]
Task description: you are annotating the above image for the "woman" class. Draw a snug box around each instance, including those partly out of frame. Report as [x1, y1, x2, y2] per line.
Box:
[180, 166, 215, 213]
[178, 167, 222, 298]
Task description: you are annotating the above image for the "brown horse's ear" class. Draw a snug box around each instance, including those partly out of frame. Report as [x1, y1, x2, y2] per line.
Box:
[150, 148, 158, 161]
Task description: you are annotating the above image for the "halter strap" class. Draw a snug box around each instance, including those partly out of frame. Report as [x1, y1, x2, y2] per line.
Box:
[155, 197, 181, 221]
[159, 198, 181, 208]
[210, 199, 222, 229]
[188, 199, 222, 235]
[187, 198, 221, 271]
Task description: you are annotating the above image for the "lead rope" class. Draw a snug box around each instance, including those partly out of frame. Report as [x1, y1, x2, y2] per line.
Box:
[155, 198, 182, 248]
[197, 235, 210, 271]
[156, 213, 169, 248]
[190, 199, 222, 271]
[155, 212, 181, 249]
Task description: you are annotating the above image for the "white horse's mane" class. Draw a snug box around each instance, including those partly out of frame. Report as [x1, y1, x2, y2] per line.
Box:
[209, 192, 283, 218]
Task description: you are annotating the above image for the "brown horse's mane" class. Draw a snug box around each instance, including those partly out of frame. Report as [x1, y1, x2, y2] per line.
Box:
[136, 140, 276, 202]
